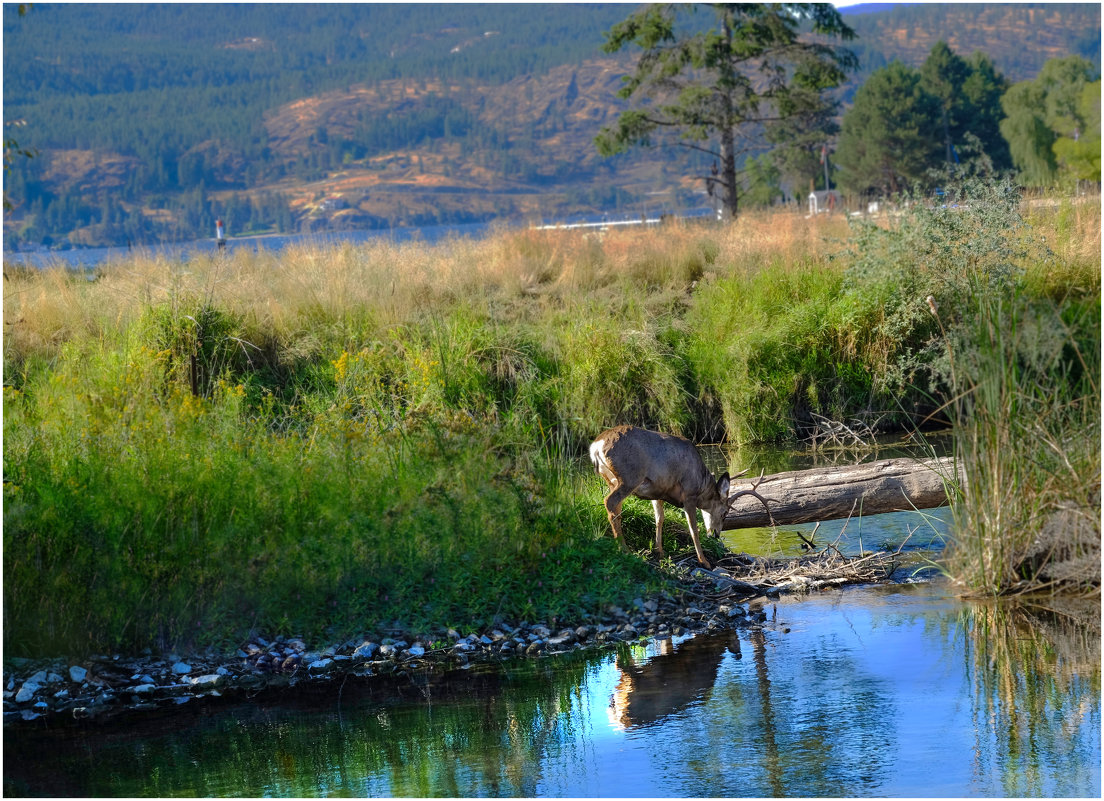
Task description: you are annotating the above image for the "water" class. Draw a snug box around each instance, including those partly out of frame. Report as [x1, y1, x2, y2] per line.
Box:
[5, 580, 1099, 797]
[2, 207, 719, 270]
[2, 220, 500, 270]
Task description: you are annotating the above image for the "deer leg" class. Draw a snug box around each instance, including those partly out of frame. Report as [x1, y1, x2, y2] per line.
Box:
[603, 485, 634, 552]
[651, 500, 665, 558]
[682, 505, 711, 569]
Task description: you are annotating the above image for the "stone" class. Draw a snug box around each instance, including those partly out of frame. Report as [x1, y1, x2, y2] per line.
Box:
[307, 658, 333, 674]
[28, 671, 48, 685]
[352, 641, 379, 659]
[46, 672, 64, 684]
[171, 662, 191, 675]
[69, 666, 88, 683]
[130, 684, 156, 695]
[189, 674, 223, 689]
[15, 683, 39, 703]
[405, 645, 425, 658]
[531, 625, 551, 638]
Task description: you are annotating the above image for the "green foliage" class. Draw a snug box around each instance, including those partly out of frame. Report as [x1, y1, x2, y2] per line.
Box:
[940, 291, 1100, 595]
[837, 41, 1018, 197]
[960, 51, 1014, 171]
[1000, 56, 1101, 186]
[1052, 80, 1102, 182]
[596, 3, 856, 217]
[835, 60, 943, 196]
[2, 328, 668, 656]
[920, 43, 1011, 171]
[840, 178, 1047, 396]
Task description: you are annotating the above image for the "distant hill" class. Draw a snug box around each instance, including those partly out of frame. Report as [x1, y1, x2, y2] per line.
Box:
[839, 4, 923, 17]
[845, 3, 1100, 86]
[3, 3, 1100, 249]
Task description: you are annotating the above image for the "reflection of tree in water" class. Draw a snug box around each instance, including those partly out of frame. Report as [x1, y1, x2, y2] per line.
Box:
[4, 656, 599, 797]
[672, 624, 897, 797]
[961, 598, 1101, 798]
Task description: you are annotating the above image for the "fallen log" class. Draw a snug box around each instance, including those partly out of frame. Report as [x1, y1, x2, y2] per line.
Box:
[724, 456, 958, 530]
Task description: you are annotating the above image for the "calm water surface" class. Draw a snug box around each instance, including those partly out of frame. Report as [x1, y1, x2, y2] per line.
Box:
[5, 579, 1099, 797]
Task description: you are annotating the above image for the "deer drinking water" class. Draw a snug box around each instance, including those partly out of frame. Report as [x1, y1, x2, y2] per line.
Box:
[589, 425, 771, 568]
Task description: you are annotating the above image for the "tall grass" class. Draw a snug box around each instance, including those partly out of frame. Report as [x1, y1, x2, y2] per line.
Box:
[939, 291, 1100, 595]
[3, 196, 1097, 655]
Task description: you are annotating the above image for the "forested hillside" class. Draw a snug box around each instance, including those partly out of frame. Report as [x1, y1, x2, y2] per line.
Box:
[3, 3, 1100, 249]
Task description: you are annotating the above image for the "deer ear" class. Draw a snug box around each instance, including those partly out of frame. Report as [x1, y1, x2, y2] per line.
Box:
[717, 473, 730, 496]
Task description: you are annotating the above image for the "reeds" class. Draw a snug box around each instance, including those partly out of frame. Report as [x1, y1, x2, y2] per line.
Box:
[940, 290, 1100, 595]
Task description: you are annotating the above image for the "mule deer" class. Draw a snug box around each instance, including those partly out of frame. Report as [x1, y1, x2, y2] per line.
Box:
[589, 425, 772, 568]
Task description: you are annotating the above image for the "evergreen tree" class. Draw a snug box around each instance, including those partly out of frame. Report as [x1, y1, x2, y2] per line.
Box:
[920, 42, 1011, 172]
[921, 41, 971, 165]
[960, 51, 1011, 170]
[835, 61, 942, 197]
[595, 3, 856, 219]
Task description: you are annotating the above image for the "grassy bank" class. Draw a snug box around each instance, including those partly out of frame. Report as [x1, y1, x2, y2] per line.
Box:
[4, 183, 1098, 656]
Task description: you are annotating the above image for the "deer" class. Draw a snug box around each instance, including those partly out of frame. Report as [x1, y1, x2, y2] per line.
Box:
[588, 425, 772, 569]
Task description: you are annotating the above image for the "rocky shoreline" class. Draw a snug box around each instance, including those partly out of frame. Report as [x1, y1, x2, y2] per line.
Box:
[4, 588, 775, 729]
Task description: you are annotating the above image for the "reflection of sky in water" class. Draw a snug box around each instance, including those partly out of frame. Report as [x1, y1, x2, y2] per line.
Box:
[532, 582, 1099, 798]
[6, 581, 1098, 797]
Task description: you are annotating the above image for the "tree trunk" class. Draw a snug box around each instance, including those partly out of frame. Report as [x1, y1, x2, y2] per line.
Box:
[717, 8, 739, 220]
[724, 456, 958, 530]
[720, 129, 739, 218]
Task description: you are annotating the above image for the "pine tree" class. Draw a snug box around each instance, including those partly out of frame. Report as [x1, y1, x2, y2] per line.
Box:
[595, 3, 856, 219]
[960, 52, 1011, 171]
[920, 42, 971, 165]
[835, 61, 942, 197]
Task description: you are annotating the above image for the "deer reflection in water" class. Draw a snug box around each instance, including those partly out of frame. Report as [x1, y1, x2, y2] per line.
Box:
[608, 631, 742, 730]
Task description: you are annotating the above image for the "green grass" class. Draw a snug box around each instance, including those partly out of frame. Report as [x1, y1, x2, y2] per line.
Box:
[4, 188, 1098, 656]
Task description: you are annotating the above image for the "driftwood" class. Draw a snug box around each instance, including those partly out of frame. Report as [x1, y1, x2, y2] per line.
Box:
[676, 521, 912, 602]
[724, 456, 958, 530]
